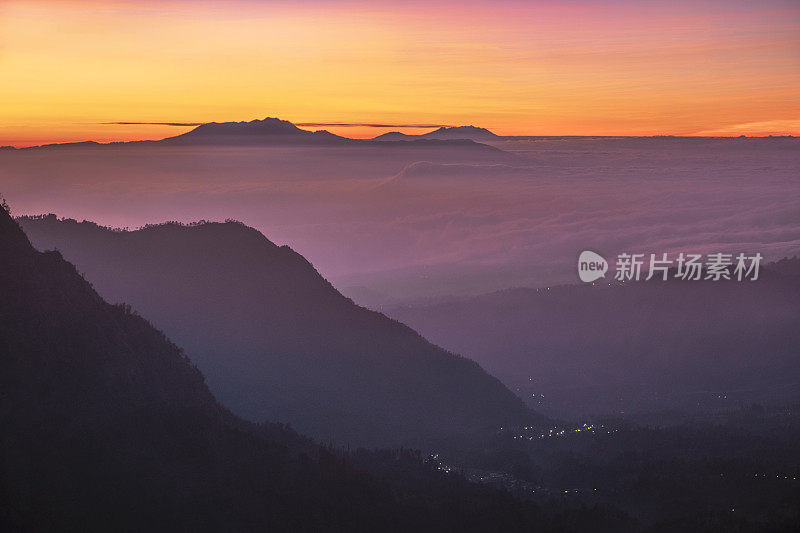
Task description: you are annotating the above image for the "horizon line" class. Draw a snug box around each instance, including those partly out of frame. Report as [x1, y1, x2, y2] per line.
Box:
[4, 133, 797, 150]
[2, 118, 797, 149]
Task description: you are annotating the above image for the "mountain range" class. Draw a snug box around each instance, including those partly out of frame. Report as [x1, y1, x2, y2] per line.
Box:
[4, 117, 797, 152]
[1, 205, 322, 529]
[161, 117, 350, 145]
[2, 118, 503, 150]
[1, 197, 632, 531]
[18, 215, 542, 448]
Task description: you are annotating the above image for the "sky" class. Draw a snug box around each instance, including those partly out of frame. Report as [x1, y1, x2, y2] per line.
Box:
[1, 0, 799, 146]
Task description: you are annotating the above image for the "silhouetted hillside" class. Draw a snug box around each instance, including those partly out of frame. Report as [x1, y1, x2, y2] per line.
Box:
[18, 215, 542, 447]
[387, 262, 800, 419]
[0, 205, 384, 530]
[1, 207, 632, 532]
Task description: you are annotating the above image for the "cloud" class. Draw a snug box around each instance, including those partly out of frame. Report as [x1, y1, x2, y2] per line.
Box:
[100, 122, 204, 127]
[694, 120, 800, 136]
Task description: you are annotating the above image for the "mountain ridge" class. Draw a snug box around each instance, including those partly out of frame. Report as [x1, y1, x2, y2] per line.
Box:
[1, 117, 503, 151]
[161, 117, 351, 145]
[386, 260, 800, 418]
[3, 202, 610, 532]
[374, 125, 499, 142]
[17, 214, 544, 448]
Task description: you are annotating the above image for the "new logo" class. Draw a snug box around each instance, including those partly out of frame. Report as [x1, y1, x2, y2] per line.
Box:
[578, 250, 608, 282]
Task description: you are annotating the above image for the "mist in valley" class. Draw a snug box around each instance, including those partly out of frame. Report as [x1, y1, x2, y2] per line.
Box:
[3, 137, 798, 306]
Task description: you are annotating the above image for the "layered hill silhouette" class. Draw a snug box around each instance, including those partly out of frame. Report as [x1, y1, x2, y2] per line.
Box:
[1, 206, 632, 531]
[0, 206, 330, 529]
[18, 215, 541, 447]
[387, 262, 800, 418]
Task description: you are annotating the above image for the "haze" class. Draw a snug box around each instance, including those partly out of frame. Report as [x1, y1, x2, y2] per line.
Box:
[3, 136, 799, 304]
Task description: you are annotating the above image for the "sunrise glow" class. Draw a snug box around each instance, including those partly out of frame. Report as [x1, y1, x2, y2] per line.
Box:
[1, 0, 799, 146]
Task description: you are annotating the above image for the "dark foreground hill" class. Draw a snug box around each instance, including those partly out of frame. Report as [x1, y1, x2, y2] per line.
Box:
[1, 207, 631, 531]
[18, 215, 541, 448]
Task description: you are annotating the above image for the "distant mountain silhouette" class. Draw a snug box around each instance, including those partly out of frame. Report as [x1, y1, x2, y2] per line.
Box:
[160, 117, 351, 146]
[5, 118, 503, 150]
[2, 205, 610, 531]
[373, 131, 415, 141]
[422, 126, 500, 141]
[158, 119, 502, 149]
[387, 262, 800, 418]
[375, 126, 500, 142]
[18, 215, 542, 448]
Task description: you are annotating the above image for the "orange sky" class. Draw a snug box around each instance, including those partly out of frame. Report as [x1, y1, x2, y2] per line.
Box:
[1, 0, 799, 146]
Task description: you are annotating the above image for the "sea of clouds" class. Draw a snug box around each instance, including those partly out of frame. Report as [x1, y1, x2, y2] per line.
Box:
[2, 137, 798, 305]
